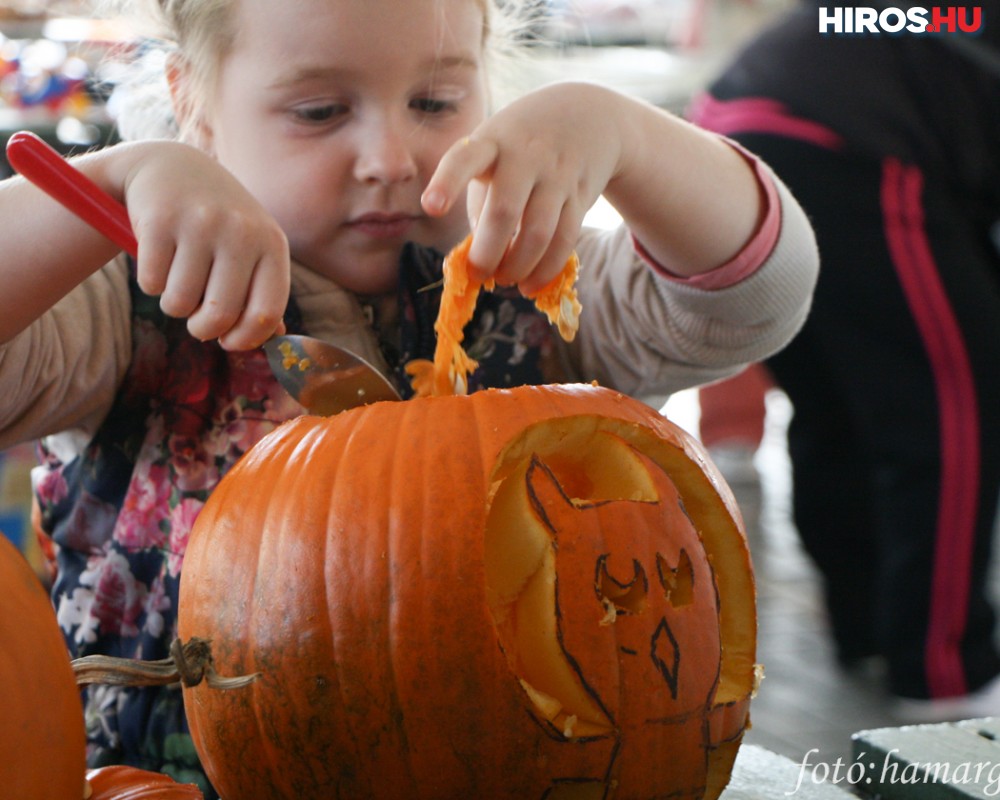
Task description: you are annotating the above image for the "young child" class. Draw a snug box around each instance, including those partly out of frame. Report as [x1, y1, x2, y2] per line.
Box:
[0, 0, 817, 793]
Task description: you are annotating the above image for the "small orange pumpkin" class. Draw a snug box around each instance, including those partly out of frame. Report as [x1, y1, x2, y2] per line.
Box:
[0, 532, 86, 799]
[85, 765, 204, 799]
[178, 384, 758, 799]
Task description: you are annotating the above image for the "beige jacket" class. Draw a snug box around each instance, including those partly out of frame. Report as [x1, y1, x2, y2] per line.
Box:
[0, 171, 816, 452]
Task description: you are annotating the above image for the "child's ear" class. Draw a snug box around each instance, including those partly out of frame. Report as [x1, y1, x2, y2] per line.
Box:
[166, 52, 214, 153]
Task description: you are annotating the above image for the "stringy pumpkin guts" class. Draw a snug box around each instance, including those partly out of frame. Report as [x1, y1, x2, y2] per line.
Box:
[406, 234, 582, 396]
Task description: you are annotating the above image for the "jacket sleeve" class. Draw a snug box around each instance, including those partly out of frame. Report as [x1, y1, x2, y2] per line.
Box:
[559, 168, 818, 409]
[0, 257, 133, 450]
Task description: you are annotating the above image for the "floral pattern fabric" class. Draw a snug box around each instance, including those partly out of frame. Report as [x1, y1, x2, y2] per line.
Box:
[35, 278, 305, 796]
[393, 241, 557, 395]
[33, 244, 553, 796]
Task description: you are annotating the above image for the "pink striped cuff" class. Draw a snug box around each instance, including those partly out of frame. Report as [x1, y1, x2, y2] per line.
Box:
[637, 142, 781, 290]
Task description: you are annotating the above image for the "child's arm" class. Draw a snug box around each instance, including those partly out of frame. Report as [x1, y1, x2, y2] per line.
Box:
[0, 139, 289, 351]
[422, 82, 766, 294]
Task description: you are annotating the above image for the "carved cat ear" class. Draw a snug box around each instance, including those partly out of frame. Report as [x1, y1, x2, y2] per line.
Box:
[523, 454, 580, 534]
[484, 454, 615, 741]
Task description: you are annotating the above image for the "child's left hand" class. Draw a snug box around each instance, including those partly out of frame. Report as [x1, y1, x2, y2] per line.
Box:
[423, 81, 765, 290]
[422, 82, 624, 295]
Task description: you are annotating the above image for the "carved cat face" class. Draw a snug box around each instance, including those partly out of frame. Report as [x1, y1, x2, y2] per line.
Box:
[485, 431, 723, 796]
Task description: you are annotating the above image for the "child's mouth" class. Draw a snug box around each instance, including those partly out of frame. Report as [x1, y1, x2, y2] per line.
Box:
[348, 212, 416, 240]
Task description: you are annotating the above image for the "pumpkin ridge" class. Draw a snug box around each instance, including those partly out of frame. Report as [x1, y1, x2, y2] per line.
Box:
[410, 394, 499, 789]
[251, 423, 308, 794]
[383, 400, 421, 789]
[318, 423, 350, 787]
[335, 405, 428, 794]
[462, 392, 512, 786]
[259, 440, 304, 792]
[317, 414, 375, 795]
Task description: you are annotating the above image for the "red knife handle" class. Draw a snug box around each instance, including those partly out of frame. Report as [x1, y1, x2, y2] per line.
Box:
[6, 130, 138, 258]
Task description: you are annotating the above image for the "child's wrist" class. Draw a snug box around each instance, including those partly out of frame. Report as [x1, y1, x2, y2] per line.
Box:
[636, 140, 780, 289]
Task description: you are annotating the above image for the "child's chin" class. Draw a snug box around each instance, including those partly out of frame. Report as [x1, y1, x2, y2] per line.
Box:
[301, 256, 398, 295]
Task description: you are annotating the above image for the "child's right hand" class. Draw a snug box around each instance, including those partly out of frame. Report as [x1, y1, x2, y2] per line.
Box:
[118, 141, 290, 351]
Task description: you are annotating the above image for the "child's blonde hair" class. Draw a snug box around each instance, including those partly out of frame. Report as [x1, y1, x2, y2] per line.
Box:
[101, 0, 540, 143]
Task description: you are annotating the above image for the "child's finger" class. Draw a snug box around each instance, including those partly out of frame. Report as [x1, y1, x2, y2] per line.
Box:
[216, 252, 290, 351]
[492, 185, 565, 286]
[422, 136, 498, 217]
[158, 240, 213, 320]
[466, 171, 537, 278]
[186, 250, 253, 343]
[520, 206, 584, 296]
[521, 198, 591, 294]
[133, 228, 176, 297]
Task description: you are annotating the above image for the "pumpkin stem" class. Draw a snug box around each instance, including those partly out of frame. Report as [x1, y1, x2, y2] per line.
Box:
[72, 636, 260, 690]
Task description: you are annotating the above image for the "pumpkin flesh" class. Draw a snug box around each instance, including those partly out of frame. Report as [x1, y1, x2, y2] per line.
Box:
[405, 233, 581, 396]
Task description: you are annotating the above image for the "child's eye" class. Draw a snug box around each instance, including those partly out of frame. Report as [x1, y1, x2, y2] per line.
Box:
[292, 103, 346, 124]
[411, 97, 454, 115]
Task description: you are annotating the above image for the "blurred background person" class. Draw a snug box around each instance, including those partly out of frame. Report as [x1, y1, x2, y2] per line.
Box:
[689, 0, 1000, 720]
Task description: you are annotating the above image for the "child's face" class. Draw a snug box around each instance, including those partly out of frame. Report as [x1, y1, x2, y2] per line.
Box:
[201, 0, 489, 294]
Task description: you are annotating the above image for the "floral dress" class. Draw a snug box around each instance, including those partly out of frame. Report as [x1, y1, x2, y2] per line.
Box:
[34, 243, 554, 797]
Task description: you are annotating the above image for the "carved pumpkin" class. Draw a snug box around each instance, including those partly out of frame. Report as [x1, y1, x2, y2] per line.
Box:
[0, 532, 85, 799]
[178, 383, 758, 799]
[85, 766, 204, 799]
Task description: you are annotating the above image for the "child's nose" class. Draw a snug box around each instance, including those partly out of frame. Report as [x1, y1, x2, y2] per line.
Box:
[354, 125, 419, 185]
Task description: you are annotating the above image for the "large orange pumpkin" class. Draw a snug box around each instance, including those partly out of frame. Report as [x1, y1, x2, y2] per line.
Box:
[0, 532, 86, 799]
[178, 383, 758, 799]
